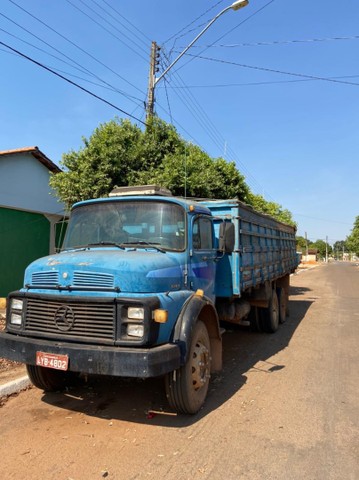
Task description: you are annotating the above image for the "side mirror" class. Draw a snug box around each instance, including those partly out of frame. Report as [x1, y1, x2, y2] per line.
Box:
[219, 221, 235, 253]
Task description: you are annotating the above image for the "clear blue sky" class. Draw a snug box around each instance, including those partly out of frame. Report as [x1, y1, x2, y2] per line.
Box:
[1, 0, 358, 245]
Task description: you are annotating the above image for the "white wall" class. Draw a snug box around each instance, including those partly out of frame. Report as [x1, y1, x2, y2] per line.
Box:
[0, 153, 65, 215]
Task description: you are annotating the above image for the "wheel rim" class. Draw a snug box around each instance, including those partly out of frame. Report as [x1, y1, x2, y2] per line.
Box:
[191, 340, 210, 391]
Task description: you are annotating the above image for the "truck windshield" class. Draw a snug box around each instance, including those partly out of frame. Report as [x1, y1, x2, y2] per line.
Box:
[62, 200, 186, 252]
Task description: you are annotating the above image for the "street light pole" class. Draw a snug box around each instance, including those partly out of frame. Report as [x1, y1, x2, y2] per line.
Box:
[146, 0, 249, 120]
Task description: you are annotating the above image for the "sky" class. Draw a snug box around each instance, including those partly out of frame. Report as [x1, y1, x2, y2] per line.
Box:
[0, 0, 358, 245]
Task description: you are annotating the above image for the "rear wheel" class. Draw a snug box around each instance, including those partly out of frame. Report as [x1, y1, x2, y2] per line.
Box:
[260, 290, 279, 333]
[26, 365, 78, 392]
[249, 306, 263, 332]
[277, 287, 288, 324]
[165, 321, 211, 414]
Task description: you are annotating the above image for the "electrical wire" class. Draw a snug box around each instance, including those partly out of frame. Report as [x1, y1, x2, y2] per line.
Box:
[174, 0, 277, 75]
[80, 0, 149, 55]
[163, 77, 174, 125]
[159, 49, 273, 197]
[164, 0, 226, 45]
[181, 53, 359, 87]
[4, 2, 146, 96]
[0, 26, 144, 105]
[0, 40, 147, 126]
[187, 35, 359, 49]
[90, 0, 151, 46]
[65, 0, 148, 61]
[156, 74, 359, 89]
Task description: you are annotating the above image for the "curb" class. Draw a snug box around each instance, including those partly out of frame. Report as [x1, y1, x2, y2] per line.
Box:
[0, 375, 31, 398]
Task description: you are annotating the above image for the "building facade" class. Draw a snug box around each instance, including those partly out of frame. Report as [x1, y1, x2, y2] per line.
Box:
[0, 147, 66, 297]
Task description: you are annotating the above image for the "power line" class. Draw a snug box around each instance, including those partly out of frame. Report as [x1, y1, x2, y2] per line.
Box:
[156, 74, 359, 89]
[164, 0, 226, 45]
[181, 53, 359, 87]
[90, 0, 151, 47]
[65, 0, 148, 61]
[5, 2, 146, 96]
[0, 26, 144, 105]
[163, 78, 174, 125]
[174, 0, 277, 75]
[98, 0, 152, 43]
[0, 40, 147, 125]
[179, 34, 359, 49]
[158, 48, 273, 198]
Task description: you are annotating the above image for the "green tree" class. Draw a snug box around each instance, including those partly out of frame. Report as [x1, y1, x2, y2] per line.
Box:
[50, 116, 295, 227]
[50, 117, 249, 207]
[135, 143, 249, 200]
[333, 240, 347, 259]
[246, 193, 296, 226]
[346, 216, 359, 255]
[311, 239, 333, 259]
[296, 235, 307, 253]
[50, 118, 143, 208]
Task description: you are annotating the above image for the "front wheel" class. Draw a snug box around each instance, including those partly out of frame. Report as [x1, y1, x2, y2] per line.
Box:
[26, 365, 78, 392]
[165, 321, 211, 414]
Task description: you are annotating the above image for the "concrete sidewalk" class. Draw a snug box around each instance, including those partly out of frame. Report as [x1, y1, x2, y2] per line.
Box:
[0, 371, 30, 398]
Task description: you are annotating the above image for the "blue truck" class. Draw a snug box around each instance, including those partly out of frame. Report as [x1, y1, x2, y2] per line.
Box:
[0, 185, 298, 414]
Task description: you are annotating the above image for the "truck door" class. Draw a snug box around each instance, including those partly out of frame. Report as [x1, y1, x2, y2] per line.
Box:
[189, 215, 217, 302]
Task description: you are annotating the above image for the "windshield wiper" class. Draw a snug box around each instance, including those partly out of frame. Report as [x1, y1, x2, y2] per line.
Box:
[86, 241, 125, 250]
[121, 241, 166, 253]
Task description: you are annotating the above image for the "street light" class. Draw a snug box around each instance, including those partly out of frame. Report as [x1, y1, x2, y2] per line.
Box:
[146, 0, 249, 118]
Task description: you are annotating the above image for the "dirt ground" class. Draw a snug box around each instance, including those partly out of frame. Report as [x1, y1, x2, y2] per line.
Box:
[0, 313, 24, 381]
[0, 262, 358, 480]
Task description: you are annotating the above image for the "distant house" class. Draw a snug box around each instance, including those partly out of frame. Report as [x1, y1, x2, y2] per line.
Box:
[0, 147, 66, 297]
[302, 248, 318, 263]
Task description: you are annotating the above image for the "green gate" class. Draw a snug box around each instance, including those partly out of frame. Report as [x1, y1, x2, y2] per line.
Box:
[0, 207, 50, 297]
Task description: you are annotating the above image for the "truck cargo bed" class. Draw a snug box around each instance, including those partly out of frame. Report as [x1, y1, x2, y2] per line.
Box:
[202, 200, 298, 298]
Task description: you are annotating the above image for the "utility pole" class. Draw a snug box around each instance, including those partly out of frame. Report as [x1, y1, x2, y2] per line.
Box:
[146, 41, 161, 121]
[145, 1, 248, 121]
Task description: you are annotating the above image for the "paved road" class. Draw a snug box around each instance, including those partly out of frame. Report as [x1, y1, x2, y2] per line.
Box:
[0, 262, 358, 480]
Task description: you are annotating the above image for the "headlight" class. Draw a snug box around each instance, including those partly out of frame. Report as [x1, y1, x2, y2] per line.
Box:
[11, 299, 24, 311]
[127, 324, 144, 338]
[128, 307, 144, 320]
[10, 313, 22, 325]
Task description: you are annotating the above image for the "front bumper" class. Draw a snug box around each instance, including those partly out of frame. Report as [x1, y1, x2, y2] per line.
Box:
[0, 332, 181, 378]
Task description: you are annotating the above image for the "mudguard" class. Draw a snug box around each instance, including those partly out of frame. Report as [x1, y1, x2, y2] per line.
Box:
[172, 291, 222, 370]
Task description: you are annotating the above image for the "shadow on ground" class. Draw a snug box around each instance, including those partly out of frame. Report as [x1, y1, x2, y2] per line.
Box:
[41, 291, 313, 427]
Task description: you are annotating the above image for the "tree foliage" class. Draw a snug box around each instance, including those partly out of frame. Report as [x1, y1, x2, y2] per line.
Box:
[296, 235, 307, 252]
[346, 216, 359, 255]
[50, 118, 143, 208]
[50, 116, 293, 226]
[246, 193, 296, 226]
[310, 239, 332, 259]
[134, 143, 249, 200]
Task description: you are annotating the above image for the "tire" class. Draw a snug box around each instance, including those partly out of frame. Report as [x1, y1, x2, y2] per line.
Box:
[277, 287, 288, 324]
[26, 364, 78, 392]
[260, 290, 279, 333]
[249, 306, 263, 332]
[165, 321, 211, 414]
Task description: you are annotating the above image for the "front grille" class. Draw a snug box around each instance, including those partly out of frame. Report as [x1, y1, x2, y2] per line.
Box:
[25, 298, 115, 342]
[73, 271, 114, 288]
[32, 271, 59, 286]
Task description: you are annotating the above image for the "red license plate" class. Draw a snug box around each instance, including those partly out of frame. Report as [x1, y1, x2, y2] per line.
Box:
[36, 351, 69, 371]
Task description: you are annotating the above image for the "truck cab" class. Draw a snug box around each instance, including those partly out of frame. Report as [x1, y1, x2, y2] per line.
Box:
[3, 186, 223, 414]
